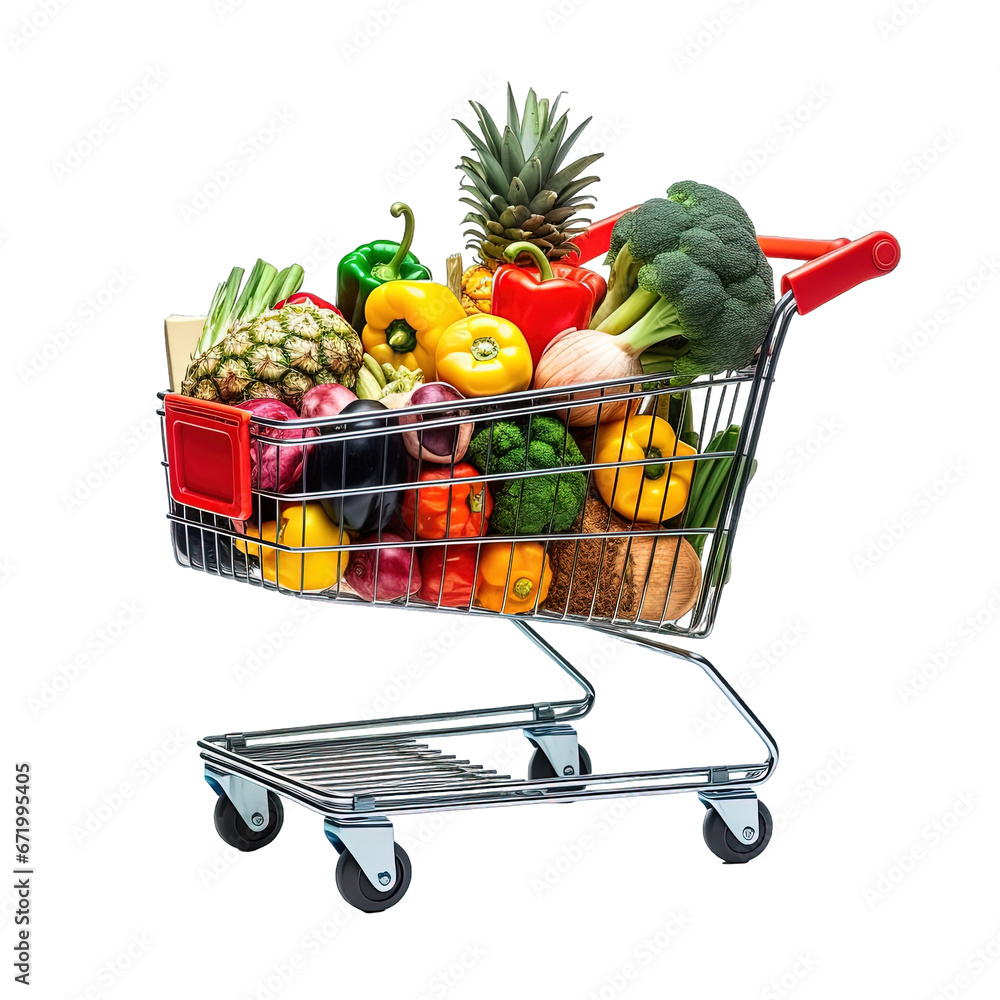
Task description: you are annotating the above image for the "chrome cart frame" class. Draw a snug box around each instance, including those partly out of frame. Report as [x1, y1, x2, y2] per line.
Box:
[163, 228, 899, 910]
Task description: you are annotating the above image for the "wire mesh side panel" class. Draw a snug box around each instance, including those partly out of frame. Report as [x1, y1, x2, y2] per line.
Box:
[160, 297, 791, 638]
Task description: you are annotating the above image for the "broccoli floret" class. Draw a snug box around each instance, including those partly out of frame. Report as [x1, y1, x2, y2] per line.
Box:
[590, 181, 775, 383]
[467, 416, 587, 535]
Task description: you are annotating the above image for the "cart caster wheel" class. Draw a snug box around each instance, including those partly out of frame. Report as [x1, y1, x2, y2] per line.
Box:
[336, 843, 411, 913]
[702, 800, 772, 864]
[213, 792, 284, 852]
[528, 745, 592, 792]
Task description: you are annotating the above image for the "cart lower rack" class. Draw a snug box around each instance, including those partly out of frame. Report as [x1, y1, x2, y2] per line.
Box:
[163, 226, 899, 910]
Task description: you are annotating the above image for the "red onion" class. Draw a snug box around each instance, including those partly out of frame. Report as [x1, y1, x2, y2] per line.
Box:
[300, 384, 357, 461]
[236, 398, 314, 493]
[399, 383, 473, 464]
[300, 383, 357, 420]
[346, 532, 420, 601]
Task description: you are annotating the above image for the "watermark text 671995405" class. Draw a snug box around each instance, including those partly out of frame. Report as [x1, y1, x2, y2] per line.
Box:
[13, 762, 33, 986]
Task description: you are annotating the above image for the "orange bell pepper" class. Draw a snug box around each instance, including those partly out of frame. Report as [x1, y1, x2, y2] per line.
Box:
[400, 463, 493, 539]
[475, 541, 552, 614]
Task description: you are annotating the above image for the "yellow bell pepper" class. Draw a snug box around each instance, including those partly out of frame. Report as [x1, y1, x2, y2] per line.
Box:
[475, 541, 552, 614]
[434, 314, 533, 397]
[362, 280, 466, 380]
[234, 519, 277, 563]
[594, 414, 696, 522]
[235, 503, 350, 591]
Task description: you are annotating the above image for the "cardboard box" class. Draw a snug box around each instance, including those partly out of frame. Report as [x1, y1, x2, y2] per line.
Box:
[163, 315, 205, 392]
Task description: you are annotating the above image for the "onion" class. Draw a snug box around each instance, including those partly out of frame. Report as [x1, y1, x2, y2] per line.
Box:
[533, 327, 644, 426]
[398, 383, 473, 464]
[346, 532, 421, 601]
[300, 384, 356, 460]
[628, 535, 703, 623]
[300, 383, 357, 420]
[236, 398, 314, 493]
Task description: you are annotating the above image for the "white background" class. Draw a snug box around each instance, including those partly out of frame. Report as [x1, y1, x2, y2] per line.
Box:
[4, 0, 1000, 997]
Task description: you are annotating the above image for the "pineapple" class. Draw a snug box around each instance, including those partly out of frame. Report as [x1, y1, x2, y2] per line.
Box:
[456, 85, 603, 313]
[182, 302, 363, 411]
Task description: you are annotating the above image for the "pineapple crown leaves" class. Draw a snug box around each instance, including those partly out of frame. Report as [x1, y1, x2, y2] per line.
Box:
[455, 84, 603, 261]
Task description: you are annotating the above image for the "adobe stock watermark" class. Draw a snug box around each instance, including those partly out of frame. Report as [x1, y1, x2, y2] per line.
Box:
[844, 126, 958, 238]
[863, 791, 978, 908]
[672, 0, 756, 72]
[575, 116, 628, 159]
[896, 588, 1000, 706]
[340, 0, 404, 63]
[178, 107, 295, 223]
[531, 799, 637, 897]
[742, 417, 842, 521]
[384, 75, 500, 193]
[62, 415, 159, 513]
[51, 66, 169, 180]
[27, 601, 143, 716]
[723, 85, 834, 191]
[544, 0, 595, 27]
[68, 933, 153, 1000]
[760, 953, 820, 1000]
[357, 618, 472, 719]
[414, 944, 486, 1000]
[401, 734, 521, 856]
[213, 0, 251, 19]
[771, 750, 853, 835]
[239, 905, 356, 1000]
[17, 268, 134, 385]
[197, 841, 245, 890]
[853, 459, 970, 575]
[876, 0, 934, 40]
[585, 912, 692, 1000]
[297, 234, 344, 281]
[232, 603, 320, 684]
[7, 0, 73, 53]
[928, 925, 1000, 1000]
[887, 254, 999, 372]
[71, 731, 189, 846]
[0, 556, 14, 587]
[693, 619, 809, 736]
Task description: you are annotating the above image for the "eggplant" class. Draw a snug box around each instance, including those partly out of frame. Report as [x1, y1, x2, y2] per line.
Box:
[305, 398, 408, 534]
[171, 511, 243, 578]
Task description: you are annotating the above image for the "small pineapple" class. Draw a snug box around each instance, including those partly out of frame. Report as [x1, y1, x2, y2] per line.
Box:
[459, 262, 496, 315]
[456, 85, 603, 312]
[182, 302, 363, 411]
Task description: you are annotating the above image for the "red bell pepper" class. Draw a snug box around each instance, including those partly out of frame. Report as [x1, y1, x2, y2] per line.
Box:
[548, 263, 606, 308]
[274, 292, 343, 316]
[417, 544, 479, 607]
[491, 242, 596, 368]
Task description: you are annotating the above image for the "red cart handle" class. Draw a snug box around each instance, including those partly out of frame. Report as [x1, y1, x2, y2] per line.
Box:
[561, 207, 637, 266]
[756, 236, 849, 260]
[772, 231, 900, 314]
[566, 211, 900, 315]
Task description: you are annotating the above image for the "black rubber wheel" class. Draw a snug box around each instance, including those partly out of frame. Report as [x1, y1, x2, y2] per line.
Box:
[528, 745, 592, 792]
[702, 800, 772, 863]
[213, 792, 284, 852]
[336, 843, 412, 913]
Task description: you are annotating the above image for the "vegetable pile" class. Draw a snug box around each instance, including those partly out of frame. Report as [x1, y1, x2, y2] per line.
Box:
[175, 83, 776, 621]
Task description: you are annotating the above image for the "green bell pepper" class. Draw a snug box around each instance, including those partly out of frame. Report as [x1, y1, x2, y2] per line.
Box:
[336, 202, 432, 331]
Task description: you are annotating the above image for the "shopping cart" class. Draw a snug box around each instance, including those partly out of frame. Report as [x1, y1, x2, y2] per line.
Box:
[159, 221, 899, 911]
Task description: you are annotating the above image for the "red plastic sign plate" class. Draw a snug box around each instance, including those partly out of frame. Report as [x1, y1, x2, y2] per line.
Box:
[164, 394, 252, 520]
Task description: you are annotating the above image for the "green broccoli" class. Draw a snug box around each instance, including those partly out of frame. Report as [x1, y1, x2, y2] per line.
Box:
[467, 416, 586, 535]
[590, 180, 775, 383]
